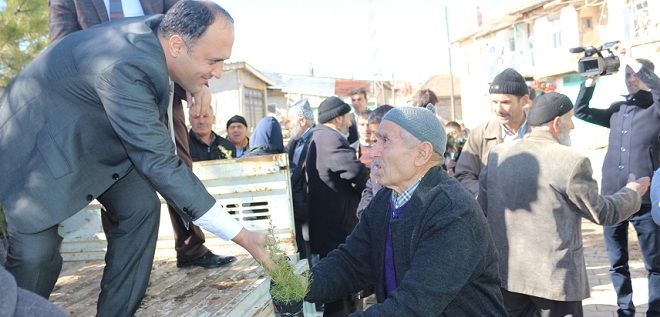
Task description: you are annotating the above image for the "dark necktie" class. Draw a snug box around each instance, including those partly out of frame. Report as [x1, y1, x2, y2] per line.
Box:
[109, 0, 124, 21]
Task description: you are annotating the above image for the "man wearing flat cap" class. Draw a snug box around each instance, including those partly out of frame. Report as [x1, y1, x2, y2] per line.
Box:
[478, 92, 650, 316]
[305, 96, 369, 316]
[456, 68, 531, 198]
[306, 107, 506, 316]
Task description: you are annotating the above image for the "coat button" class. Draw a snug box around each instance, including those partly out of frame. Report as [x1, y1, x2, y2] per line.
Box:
[112, 173, 119, 180]
[86, 194, 93, 201]
[182, 207, 189, 213]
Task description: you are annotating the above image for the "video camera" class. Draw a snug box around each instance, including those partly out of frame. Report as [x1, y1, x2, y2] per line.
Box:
[569, 41, 620, 76]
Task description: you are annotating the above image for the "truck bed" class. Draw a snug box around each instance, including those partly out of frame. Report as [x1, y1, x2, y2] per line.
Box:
[51, 243, 274, 317]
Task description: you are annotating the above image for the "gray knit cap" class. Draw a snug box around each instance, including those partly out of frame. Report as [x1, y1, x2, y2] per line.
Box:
[382, 107, 446, 156]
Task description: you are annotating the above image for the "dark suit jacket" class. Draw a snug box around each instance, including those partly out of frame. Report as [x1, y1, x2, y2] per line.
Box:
[305, 124, 369, 256]
[49, 0, 178, 41]
[0, 15, 214, 233]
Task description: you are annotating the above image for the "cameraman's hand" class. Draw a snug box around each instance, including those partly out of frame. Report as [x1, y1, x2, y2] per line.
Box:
[612, 42, 629, 57]
[584, 76, 597, 87]
[625, 173, 650, 197]
[612, 42, 643, 72]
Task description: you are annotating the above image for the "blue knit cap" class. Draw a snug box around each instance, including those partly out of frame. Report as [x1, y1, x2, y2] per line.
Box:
[382, 107, 446, 156]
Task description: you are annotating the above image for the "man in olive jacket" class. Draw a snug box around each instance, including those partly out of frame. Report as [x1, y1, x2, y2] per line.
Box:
[479, 92, 649, 316]
[306, 107, 506, 316]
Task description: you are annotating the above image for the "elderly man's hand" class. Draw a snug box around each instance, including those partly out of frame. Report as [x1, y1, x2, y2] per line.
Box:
[187, 85, 212, 117]
[625, 174, 650, 197]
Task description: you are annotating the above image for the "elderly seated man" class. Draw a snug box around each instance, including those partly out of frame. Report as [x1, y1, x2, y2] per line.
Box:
[305, 107, 506, 316]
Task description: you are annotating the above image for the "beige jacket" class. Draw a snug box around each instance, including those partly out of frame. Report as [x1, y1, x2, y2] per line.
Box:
[455, 118, 503, 197]
[478, 129, 641, 301]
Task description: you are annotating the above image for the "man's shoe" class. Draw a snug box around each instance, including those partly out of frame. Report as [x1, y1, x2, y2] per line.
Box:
[176, 251, 237, 269]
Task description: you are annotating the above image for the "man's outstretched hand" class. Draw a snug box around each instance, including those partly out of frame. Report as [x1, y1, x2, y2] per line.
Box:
[625, 173, 650, 197]
[232, 228, 275, 270]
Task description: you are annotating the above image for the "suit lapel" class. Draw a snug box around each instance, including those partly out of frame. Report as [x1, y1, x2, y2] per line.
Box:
[92, 0, 109, 22]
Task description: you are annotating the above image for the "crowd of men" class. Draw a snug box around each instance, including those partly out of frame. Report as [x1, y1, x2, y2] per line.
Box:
[0, 1, 658, 317]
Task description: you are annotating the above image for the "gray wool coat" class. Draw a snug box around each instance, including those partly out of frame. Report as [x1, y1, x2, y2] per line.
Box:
[0, 265, 68, 317]
[478, 129, 641, 301]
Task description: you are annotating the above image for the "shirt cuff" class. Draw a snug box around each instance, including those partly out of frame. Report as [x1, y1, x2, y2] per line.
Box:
[192, 201, 243, 240]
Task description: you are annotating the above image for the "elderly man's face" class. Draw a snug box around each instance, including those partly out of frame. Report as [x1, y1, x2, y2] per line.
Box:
[190, 106, 215, 140]
[337, 112, 353, 135]
[556, 111, 575, 146]
[371, 120, 418, 192]
[227, 122, 247, 145]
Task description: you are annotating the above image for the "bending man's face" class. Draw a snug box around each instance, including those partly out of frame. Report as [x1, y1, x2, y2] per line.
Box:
[172, 17, 234, 94]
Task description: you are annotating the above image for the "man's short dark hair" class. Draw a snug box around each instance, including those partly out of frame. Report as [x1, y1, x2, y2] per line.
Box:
[350, 87, 368, 99]
[367, 105, 394, 125]
[445, 121, 461, 132]
[159, 0, 234, 51]
[412, 89, 438, 107]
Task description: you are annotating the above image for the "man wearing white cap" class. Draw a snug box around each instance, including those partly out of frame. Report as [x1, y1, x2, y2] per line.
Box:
[285, 98, 316, 259]
[305, 106, 506, 316]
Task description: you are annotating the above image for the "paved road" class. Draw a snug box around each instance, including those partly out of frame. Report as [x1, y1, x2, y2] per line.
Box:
[581, 219, 649, 316]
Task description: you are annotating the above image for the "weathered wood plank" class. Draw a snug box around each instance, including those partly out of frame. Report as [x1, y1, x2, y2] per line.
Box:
[51, 254, 274, 317]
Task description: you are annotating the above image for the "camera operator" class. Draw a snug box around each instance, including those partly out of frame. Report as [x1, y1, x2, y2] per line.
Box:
[573, 44, 659, 317]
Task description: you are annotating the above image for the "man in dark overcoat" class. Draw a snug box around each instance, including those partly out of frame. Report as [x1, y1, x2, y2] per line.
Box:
[306, 96, 369, 316]
[305, 107, 506, 316]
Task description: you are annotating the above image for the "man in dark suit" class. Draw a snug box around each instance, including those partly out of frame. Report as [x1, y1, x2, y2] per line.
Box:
[48, 0, 178, 42]
[48, 0, 234, 268]
[0, 2, 270, 316]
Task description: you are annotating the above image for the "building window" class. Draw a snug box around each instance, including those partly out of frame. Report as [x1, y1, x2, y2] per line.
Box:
[550, 18, 562, 49]
[624, 0, 655, 40]
[243, 88, 265, 129]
